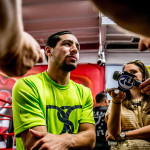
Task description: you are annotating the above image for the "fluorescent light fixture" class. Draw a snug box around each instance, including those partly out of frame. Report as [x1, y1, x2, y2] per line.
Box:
[102, 16, 116, 25]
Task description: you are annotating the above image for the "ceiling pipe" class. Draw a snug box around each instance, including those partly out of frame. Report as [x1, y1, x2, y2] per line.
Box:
[97, 13, 106, 66]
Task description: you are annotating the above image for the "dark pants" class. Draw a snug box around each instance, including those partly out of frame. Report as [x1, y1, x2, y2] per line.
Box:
[94, 143, 110, 150]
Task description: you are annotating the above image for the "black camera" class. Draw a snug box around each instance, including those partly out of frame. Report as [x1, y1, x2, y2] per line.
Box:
[113, 71, 141, 91]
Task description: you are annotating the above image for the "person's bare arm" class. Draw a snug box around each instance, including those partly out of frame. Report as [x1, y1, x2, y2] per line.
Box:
[125, 125, 150, 140]
[139, 78, 150, 95]
[91, 0, 150, 38]
[138, 37, 150, 51]
[0, 0, 44, 77]
[106, 125, 150, 141]
[21, 123, 96, 150]
[21, 126, 47, 149]
[107, 90, 126, 138]
[69, 123, 96, 150]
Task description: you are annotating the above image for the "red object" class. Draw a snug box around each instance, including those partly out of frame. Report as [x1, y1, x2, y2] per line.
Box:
[71, 64, 105, 99]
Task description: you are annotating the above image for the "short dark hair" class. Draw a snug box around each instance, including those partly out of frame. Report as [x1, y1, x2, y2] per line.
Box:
[46, 30, 74, 47]
[45, 31, 74, 61]
[95, 92, 107, 103]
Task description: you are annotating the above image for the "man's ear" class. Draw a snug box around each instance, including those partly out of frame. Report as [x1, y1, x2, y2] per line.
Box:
[45, 46, 52, 57]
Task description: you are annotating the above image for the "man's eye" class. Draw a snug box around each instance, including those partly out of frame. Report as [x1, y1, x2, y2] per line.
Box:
[65, 43, 71, 46]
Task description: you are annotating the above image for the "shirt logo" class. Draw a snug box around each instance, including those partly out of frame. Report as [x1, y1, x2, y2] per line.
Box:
[46, 105, 82, 134]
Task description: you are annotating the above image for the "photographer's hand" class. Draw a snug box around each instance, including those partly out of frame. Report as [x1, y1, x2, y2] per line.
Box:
[108, 89, 126, 104]
[140, 78, 150, 95]
[105, 130, 115, 141]
[138, 37, 150, 51]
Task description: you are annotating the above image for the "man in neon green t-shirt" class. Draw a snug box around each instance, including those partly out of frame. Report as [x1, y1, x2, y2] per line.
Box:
[12, 31, 96, 150]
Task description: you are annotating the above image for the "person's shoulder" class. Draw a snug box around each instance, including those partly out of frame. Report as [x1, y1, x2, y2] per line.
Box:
[70, 81, 93, 101]
[14, 71, 45, 87]
[70, 80, 92, 95]
[24, 71, 45, 80]
[70, 80, 90, 90]
[93, 106, 108, 111]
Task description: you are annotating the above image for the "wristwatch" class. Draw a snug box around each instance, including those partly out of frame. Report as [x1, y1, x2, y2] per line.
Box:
[120, 131, 126, 140]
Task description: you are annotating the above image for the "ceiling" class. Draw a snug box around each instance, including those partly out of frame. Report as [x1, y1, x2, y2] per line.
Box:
[22, 0, 150, 65]
[22, 0, 100, 51]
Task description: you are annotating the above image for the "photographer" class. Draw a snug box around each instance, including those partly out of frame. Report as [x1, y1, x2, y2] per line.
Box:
[105, 60, 150, 149]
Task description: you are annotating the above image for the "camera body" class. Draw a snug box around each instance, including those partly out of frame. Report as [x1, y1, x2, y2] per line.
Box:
[113, 71, 141, 91]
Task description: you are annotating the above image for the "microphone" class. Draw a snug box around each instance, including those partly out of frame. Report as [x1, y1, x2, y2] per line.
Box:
[113, 71, 142, 91]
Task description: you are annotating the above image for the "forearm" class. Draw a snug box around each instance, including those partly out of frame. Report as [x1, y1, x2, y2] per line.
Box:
[107, 102, 122, 138]
[25, 131, 95, 150]
[0, 1, 13, 32]
[90, 0, 150, 37]
[0, 0, 23, 59]
[21, 124, 95, 150]
[21, 126, 47, 149]
[69, 128, 96, 149]
[67, 128, 96, 149]
[126, 125, 150, 140]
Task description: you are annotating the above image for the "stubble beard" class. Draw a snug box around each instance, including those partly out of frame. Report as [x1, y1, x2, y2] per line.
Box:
[60, 59, 77, 72]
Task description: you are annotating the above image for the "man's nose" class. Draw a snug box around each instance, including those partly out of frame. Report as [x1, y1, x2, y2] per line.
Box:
[70, 46, 78, 54]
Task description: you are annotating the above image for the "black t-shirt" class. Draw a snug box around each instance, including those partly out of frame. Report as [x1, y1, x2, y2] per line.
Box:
[93, 106, 110, 150]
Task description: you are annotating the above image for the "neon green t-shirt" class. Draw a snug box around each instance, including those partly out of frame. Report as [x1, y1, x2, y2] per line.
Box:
[12, 71, 95, 149]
